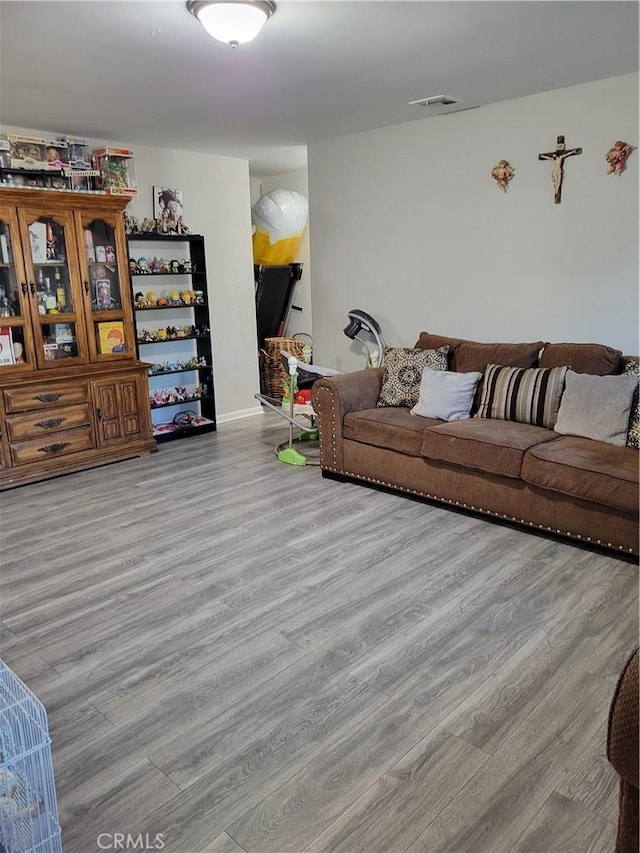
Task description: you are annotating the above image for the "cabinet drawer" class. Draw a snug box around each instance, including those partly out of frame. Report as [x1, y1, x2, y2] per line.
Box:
[5, 404, 91, 441]
[9, 427, 94, 466]
[4, 384, 89, 413]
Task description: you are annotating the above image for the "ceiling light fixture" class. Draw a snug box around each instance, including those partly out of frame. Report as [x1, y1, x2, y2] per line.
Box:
[187, 0, 276, 47]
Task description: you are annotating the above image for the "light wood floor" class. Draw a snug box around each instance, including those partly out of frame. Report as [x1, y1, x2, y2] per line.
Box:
[0, 416, 637, 853]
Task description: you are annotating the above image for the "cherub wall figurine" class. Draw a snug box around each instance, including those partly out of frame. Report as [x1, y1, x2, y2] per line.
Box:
[605, 141, 634, 176]
[491, 160, 515, 192]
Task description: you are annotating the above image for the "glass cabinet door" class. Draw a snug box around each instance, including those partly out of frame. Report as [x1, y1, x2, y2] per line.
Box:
[19, 208, 87, 369]
[0, 205, 35, 373]
[76, 211, 133, 361]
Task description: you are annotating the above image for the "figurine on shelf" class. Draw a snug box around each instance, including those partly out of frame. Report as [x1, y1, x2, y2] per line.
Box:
[123, 213, 139, 235]
[106, 159, 129, 191]
[135, 292, 145, 307]
[137, 257, 149, 273]
[150, 256, 161, 273]
[605, 140, 634, 176]
[144, 291, 157, 306]
[170, 259, 180, 274]
[129, 259, 139, 274]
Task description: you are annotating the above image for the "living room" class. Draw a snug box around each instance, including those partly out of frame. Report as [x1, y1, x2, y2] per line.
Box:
[0, 2, 638, 853]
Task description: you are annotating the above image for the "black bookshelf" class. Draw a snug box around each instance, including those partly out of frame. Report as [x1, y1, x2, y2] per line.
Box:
[127, 234, 216, 442]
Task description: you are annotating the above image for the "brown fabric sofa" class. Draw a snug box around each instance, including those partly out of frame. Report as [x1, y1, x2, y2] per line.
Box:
[312, 334, 639, 556]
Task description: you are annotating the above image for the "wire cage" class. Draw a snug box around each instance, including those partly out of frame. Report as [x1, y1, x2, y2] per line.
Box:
[0, 661, 62, 853]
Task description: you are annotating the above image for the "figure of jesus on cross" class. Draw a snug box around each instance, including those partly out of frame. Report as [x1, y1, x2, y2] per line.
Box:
[538, 135, 582, 204]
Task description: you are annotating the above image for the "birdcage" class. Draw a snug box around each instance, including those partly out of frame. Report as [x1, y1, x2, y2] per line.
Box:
[0, 661, 62, 853]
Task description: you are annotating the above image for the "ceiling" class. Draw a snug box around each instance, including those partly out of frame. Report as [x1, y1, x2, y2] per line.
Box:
[0, 1, 637, 176]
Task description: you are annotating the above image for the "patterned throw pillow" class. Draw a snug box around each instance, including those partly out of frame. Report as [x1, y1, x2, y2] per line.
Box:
[622, 358, 639, 449]
[377, 346, 449, 408]
[475, 363, 568, 429]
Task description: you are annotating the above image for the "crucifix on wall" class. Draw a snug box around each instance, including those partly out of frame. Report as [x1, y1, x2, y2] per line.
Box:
[538, 135, 582, 204]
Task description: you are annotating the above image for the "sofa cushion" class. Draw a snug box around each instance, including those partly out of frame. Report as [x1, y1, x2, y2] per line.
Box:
[415, 332, 543, 373]
[420, 419, 557, 479]
[622, 357, 640, 449]
[554, 371, 638, 447]
[539, 342, 621, 375]
[411, 369, 482, 421]
[344, 407, 440, 456]
[456, 341, 543, 374]
[522, 436, 639, 514]
[378, 346, 448, 408]
[475, 364, 568, 428]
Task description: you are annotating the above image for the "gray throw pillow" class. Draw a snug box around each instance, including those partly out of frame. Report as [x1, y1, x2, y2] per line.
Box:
[411, 369, 482, 421]
[378, 346, 449, 408]
[554, 370, 638, 446]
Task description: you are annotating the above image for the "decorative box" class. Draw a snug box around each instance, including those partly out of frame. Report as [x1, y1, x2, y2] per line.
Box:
[44, 140, 68, 170]
[5, 134, 49, 169]
[60, 136, 92, 169]
[0, 139, 10, 170]
[92, 147, 138, 197]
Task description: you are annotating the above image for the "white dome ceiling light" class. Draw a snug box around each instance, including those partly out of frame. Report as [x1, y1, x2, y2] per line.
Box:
[187, 0, 276, 47]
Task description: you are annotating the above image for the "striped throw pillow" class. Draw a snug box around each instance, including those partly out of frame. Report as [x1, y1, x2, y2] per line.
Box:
[475, 364, 568, 428]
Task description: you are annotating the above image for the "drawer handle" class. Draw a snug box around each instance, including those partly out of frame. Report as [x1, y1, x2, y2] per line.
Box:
[38, 442, 70, 455]
[35, 418, 65, 430]
[84, 280, 90, 294]
[29, 281, 36, 296]
[21, 282, 27, 296]
[35, 393, 62, 403]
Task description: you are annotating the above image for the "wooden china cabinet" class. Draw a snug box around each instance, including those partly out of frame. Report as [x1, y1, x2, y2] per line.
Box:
[0, 187, 156, 489]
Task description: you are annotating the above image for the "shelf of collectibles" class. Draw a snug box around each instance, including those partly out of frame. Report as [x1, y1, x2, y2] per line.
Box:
[0, 134, 100, 192]
[127, 230, 216, 442]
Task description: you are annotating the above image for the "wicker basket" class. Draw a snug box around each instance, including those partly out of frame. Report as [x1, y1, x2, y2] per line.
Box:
[260, 337, 305, 399]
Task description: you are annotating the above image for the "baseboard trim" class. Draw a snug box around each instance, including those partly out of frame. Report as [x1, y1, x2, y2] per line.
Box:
[217, 406, 264, 425]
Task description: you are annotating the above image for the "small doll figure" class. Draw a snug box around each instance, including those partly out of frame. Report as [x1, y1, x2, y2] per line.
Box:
[491, 160, 515, 192]
[605, 141, 634, 176]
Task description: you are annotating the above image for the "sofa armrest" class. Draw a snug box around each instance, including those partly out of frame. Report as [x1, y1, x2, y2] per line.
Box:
[312, 368, 383, 471]
[608, 647, 639, 853]
[608, 647, 639, 786]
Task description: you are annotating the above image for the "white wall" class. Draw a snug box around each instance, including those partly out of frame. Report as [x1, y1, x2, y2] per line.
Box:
[308, 74, 639, 372]
[1, 125, 261, 421]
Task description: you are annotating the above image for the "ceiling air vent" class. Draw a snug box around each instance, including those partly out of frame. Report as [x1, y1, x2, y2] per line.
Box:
[409, 95, 463, 107]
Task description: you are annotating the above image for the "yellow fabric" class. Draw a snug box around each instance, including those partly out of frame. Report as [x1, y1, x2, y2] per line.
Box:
[253, 231, 302, 266]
